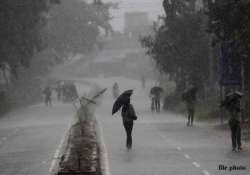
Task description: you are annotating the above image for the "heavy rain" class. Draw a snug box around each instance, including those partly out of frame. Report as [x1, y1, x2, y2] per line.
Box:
[0, 0, 250, 175]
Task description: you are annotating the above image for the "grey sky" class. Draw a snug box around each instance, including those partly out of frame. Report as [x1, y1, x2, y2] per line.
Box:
[104, 0, 164, 32]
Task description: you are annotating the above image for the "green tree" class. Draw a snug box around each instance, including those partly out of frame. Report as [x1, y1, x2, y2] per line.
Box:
[206, 0, 250, 52]
[46, 0, 116, 58]
[141, 0, 210, 94]
[0, 0, 58, 77]
[0, 0, 60, 114]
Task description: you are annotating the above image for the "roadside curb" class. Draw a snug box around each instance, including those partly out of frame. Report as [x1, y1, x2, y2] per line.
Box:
[49, 116, 106, 175]
[95, 117, 111, 175]
[49, 120, 73, 175]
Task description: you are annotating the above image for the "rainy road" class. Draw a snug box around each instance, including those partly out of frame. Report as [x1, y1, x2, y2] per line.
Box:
[0, 76, 249, 175]
[0, 79, 92, 175]
[0, 102, 75, 175]
[94, 77, 250, 175]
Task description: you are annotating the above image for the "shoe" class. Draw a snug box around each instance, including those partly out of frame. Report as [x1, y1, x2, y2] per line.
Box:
[238, 147, 242, 151]
[232, 148, 236, 151]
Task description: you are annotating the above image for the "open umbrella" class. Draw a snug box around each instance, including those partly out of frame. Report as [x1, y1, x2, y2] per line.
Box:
[221, 91, 243, 108]
[112, 89, 133, 115]
[182, 87, 198, 101]
[226, 91, 243, 98]
[150, 86, 164, 95]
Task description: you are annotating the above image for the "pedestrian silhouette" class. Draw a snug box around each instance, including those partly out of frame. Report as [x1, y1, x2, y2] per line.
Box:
[56, 81, 63, 101]
[112, 82, 119, 99]
[121, 98, 137, 149]
[150, 86, 163, 113]
[112, 90, 137, 150]
[221, 91, 243, 151]
[182, 87, 197, 126]
[43, 86, 52, 107]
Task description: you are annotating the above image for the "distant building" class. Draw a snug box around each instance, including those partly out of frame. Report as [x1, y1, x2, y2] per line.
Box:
[124, 12, 151, 38]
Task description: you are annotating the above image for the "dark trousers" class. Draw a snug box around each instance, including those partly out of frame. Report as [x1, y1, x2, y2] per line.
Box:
[151, 98, 160, 112]
[229, 118, 241, 150]
[187, 108, 194, 126]
[45, 96, 52, 106]
[123, 121, 133, 149]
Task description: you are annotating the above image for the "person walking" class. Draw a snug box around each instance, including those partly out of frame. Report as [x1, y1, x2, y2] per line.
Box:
[229, 112, 242, 151]
[112, 82, 119, 99]
[43, 86, 52, 107]
[56, 81, 63, 101]
[121, 98, 137, 149]
[185, 98, 195, 127]
[182, 87, 197, 127]
[155, 93, 161, 112]
[112, 90, 137, 150]
[221, 91, 243, 151]
[150, 95, 156, 112]
[150, 86, 163, 113]
[150, 95, 160, 112]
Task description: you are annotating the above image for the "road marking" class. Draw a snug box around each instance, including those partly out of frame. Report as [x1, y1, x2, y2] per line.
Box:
[192, 162, 201, 168]
[184, 154, 191, 159]
[177, 146, 182, 151]
[203, 170, 210, 175]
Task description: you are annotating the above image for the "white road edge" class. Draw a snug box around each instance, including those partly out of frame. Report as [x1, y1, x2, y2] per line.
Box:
[96, 117, 112, 175]
[49, 120, 73, 175]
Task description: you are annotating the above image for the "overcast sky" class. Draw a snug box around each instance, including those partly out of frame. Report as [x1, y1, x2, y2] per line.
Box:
[104, 0, 164, 32]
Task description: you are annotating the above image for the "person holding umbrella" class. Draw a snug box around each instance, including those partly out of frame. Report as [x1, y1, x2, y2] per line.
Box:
[43, 86, 52, 107]
[112, 90, 137, 150]
[221, 91, 243, 151]
[150, 86, 164, 112]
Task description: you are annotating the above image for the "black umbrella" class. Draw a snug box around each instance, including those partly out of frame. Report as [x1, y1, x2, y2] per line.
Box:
[226, 91, 243, 98]
[112, 89, 133, 115]
[182, 87, 198, 101]
[221, 91, 243, 107]
[150, 86, 164, 95]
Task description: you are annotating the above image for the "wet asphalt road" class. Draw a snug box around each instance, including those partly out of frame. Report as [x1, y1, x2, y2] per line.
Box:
[0, 102, 75, 175]
[0, 76, 249, 175]
[95, 77, 250, 175]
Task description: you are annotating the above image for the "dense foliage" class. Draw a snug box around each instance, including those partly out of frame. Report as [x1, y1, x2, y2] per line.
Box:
[0, 0, 115, 76]
[141, 0, 210, 93]
[206, 0, 250, 65]
[0, 0, 115, 114]
[0, 0, 59, 77]
[46, 0, 117, 58]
